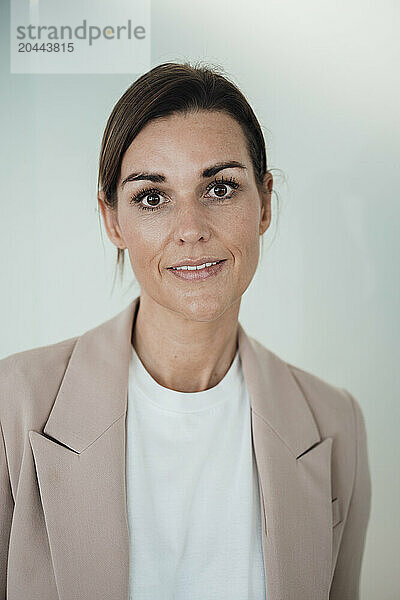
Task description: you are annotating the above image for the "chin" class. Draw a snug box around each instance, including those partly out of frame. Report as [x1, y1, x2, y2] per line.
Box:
[176, 295, 229, 322]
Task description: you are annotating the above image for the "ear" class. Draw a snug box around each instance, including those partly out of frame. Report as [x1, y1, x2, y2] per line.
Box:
[258, 171, 273, 236]
[97, 189, 127, 250]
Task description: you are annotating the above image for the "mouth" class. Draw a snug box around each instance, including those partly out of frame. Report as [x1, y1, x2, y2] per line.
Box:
[167, 259, 227, 281]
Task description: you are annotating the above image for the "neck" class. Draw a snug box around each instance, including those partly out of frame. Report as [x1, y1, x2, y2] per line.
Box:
[131, 293, 240, 393]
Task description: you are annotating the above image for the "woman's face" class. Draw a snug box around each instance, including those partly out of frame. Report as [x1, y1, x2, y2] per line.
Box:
[99, 110, 273, 322]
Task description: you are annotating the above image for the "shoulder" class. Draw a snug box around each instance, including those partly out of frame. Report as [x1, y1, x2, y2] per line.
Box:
[250, 334, 363, 440]
[0, 336, 78, 421]
[0, 335, 78, 381]
[286, 358, 363, 431]
[287, 359, 352, 412]
[283, 358, 367, 464]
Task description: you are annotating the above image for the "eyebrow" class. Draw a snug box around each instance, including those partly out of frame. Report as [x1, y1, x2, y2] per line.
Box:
[120, 160, 247, 189]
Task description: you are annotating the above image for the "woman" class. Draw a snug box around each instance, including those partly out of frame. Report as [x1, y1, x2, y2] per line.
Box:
[0, 62, 371, 600]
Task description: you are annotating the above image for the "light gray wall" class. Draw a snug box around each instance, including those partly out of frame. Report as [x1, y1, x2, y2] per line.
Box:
[1, 1, 399, 597]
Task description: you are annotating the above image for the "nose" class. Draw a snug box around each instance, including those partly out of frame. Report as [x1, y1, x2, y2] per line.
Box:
[173, 201, 211, 245]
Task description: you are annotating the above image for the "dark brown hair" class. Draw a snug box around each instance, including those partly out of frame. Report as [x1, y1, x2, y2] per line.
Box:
[97, 60, 279, 284]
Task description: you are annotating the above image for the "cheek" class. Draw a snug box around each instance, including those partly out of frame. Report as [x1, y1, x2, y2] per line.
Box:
[119, 214, 166, 271]
[225, 205, 260, 261]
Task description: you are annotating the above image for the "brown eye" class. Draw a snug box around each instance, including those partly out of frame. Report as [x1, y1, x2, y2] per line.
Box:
[213, 184, 228, 197]
[130, 187, 168, 211]
[206, 176, 240, 200]
[145, 193, 162, 207]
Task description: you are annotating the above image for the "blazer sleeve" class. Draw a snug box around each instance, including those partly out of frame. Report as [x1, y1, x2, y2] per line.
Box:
[0, 419, 14, 600]
[329, 390, 372, 600]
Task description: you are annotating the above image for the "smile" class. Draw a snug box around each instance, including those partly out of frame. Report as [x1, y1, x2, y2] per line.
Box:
[171, 260, 221, 271]
[167, 259, 227, 281]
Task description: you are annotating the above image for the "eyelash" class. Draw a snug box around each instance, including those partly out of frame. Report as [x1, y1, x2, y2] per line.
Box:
[129, 176, 240, 212]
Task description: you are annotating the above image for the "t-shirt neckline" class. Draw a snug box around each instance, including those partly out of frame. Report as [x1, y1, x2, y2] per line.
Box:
[129, 343, 243, 413]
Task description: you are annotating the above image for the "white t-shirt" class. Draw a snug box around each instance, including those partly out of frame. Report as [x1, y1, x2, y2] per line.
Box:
[126, 343, 266, 600]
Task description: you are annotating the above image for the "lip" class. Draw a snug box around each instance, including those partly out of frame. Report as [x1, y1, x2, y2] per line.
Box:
[167, 257, 226, 269]
[167, 259, 227, 281]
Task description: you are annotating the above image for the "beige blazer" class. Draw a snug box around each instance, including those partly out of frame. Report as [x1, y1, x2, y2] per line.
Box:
[0, 295, 371, 600]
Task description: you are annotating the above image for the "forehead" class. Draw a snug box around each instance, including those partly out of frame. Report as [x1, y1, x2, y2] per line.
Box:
[119, 110, 251, 175]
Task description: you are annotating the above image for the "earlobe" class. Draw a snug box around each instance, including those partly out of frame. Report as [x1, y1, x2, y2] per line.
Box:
[97, 192, 127, 250]
[258, 171, 273, 235]
[259, 197, 272, 235]
[259, 206, 266, 234]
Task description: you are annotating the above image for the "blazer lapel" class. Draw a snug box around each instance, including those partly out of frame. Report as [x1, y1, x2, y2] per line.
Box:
[238, 327, 334, 599]
[29, 295, 333, 600]
[29, 298, 139, 600]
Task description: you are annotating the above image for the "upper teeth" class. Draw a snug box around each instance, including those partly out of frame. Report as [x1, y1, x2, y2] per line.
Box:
[172, 261, 220, 271]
